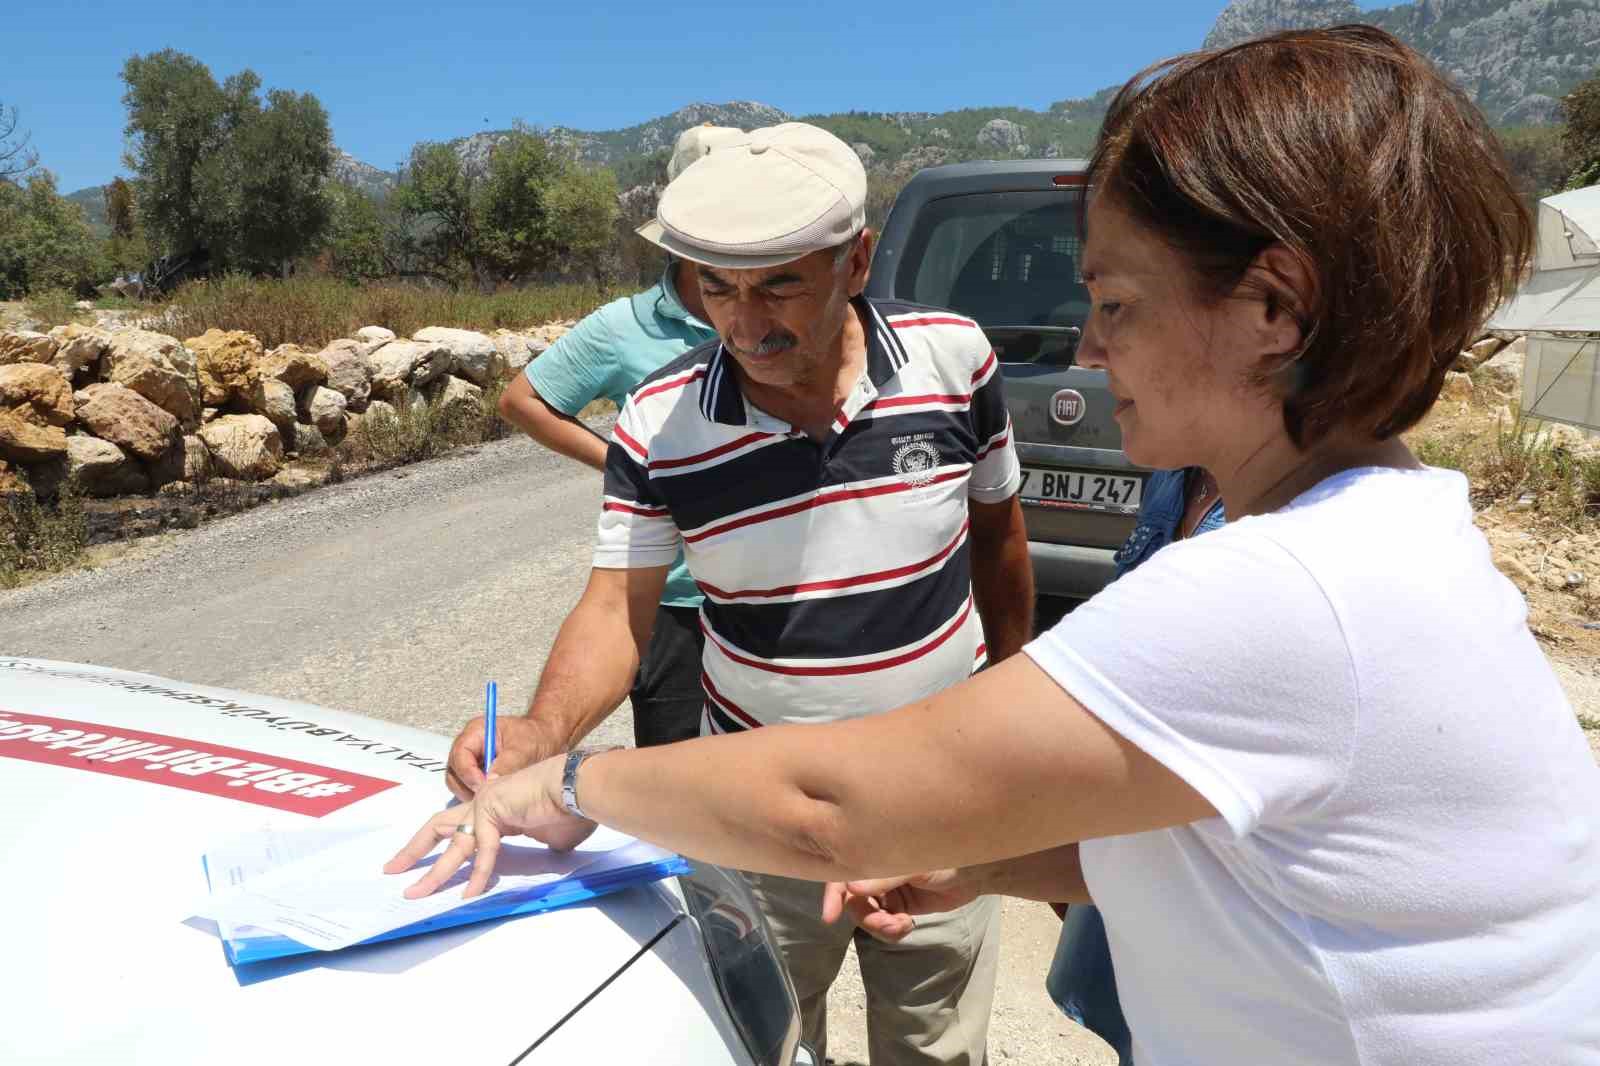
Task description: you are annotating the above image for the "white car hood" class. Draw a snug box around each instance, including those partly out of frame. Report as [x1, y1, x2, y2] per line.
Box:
[0, 658, 744, 1065]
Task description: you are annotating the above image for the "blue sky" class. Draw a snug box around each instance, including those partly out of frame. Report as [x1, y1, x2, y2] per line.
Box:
[7, 0, 1392, 193]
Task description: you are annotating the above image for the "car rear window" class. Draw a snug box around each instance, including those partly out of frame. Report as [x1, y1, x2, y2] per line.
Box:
[895, 190, 1090, 335]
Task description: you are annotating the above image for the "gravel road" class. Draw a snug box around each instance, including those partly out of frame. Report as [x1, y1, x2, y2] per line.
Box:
[0, 427, 1113, 1066]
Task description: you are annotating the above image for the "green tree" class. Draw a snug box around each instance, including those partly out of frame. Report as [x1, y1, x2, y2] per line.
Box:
[103, 177, 150, 276]
[121, 50, 233, 255]
[392, 125, 619, 288]
[534, 160, 619, 281]
[1497, 126, 1569, 208]
[0, 171, 107, 298]
[391, 141, 479, 285]
[120, 51, 333, 273]
[1561, 69, 1600, 190]
[478, 126, 566, 286]
[196, 89, 333, 274]
[323, 183, 390, 281]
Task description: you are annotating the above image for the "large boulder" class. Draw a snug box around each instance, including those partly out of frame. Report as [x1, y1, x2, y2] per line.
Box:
[361, 399, 398, 425]
[260, 344, 328, 392]
[199, 414, 283, 481]
[313, 339, 372, 412]
[103, 329, 200, 428]
[355, 325, 396, 347]
[182, 434, 213, 482]
[250, 377, 298, 431]
[427, 375, 484, 421]
[976, 118, 1027, 154]
[1439, 371, 1474, 405]
[0, 331, 57, 366]
[0, 364, 75, 427]
[1456, 335, 1507, 371]
[0, 412, 68, 465]
[47, 324, 111, 382]
[367, 339, 452, 399]
[73, 382, 182, 462]
[491, 331, 539, 374]
[1480, 337, 1527, 395]
[413, 327, 503, 386]
[185, 329, 263, 408]
[528, 322, 572, 352]
[299, 385, 348, 438]
[284, 421, 332, 457]
[65, 435, 149, 497]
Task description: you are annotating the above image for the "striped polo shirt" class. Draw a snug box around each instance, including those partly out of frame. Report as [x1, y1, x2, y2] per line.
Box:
[595, 296, 1021, 734]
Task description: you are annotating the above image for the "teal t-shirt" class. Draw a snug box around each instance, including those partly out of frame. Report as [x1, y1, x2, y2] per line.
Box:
[525, 269, 715, 608]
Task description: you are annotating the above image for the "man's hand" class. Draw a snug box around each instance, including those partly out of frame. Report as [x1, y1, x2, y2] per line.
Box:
[445, 715, 563, 801]
[821, 869, 978, 943]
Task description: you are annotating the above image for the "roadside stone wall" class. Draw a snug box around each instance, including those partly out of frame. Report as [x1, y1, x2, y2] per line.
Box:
[0, 321, 572, 501]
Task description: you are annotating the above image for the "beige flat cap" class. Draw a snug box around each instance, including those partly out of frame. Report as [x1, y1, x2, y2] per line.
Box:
[637, 122, 867, 269]
[666, 123, 747, 181]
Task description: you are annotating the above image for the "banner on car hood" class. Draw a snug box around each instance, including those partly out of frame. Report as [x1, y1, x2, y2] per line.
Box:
[0, 709, 399, 816]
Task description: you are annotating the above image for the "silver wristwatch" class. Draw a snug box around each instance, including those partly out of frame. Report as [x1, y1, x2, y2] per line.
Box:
[561, 746, 620, 819]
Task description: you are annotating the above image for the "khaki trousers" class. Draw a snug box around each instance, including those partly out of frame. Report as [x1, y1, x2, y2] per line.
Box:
[743, 871, 1001, 1066]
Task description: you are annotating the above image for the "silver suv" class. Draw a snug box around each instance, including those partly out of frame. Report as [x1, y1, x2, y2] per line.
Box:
[868, 160, 1142, 599]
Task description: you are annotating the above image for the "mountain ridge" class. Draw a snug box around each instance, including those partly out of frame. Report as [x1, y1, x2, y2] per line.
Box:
[65, 1, 1597, 213]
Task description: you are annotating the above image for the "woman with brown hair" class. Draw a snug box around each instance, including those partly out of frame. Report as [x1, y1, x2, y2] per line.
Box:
[391, 26, 1600, 1064]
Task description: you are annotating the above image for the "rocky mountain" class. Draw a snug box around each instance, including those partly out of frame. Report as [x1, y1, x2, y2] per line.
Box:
[1203, 0, 1363, 48]
[1204, 0, 1600, 125]
[330, 150, 395, 199]
[64, 186, 108, 233]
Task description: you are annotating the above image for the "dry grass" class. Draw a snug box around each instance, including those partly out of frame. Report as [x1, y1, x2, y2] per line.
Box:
[0, 490, 89, 589]
[1411, 413, 1600, 532]
[336, 378, 513, 470]
[156, 275, 623, 350]
[22, 288, 89, 329]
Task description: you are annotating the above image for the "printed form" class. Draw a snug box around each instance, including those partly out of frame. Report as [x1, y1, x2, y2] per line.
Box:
[197, 823, 675, 951]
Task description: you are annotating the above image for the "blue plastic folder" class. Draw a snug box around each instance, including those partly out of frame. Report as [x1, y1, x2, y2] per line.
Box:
[202, 842, 690, 968]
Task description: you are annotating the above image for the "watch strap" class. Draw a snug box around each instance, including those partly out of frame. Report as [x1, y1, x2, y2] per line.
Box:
[561, 746, 620, 819]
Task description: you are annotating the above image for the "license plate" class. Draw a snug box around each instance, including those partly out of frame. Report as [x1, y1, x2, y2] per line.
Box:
[1019, 466, 1143, 512]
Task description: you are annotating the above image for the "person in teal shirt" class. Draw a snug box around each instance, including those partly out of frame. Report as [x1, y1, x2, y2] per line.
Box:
[495, 127, 740, 750]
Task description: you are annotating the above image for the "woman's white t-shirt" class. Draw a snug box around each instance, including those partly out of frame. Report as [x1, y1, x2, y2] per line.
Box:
[1025, 467, 1600, 1065]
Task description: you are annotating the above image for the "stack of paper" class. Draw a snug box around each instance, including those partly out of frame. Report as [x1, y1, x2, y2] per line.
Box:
[196, 823, 690, 966]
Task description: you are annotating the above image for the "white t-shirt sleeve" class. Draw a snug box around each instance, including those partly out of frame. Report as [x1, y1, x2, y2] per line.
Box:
[594, 396, 683, 569]
[966, 345, 1021, 503]
[1024, 527, 1359, 838]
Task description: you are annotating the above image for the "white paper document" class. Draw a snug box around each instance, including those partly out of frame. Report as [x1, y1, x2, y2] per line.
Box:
[197, 822, 674, 951]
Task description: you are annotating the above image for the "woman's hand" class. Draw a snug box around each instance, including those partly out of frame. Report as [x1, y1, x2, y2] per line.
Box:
[821, 869, 979, 943]
[383, 754, 597, 899]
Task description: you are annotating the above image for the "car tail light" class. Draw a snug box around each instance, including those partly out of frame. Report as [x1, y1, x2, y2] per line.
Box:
[1052, 174, 1088, 187]
[681, 863, 805, 1066]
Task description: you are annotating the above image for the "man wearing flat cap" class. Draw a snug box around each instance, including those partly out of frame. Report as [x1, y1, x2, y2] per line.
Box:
[450, 122, 1033, 1064]
[465, 124, 744, 770]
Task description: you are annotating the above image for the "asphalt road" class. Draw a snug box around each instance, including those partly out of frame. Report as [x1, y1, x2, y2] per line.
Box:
[0, 434, 632, 746]
[0, 428, 1114, 1066]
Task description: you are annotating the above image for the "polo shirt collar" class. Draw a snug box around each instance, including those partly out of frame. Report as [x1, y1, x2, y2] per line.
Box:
[698, 296, 908, 427]
[656, 264, 714, 332]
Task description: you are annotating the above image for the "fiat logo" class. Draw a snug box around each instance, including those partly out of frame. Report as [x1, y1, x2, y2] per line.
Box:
[1050, 389, 1086, 426]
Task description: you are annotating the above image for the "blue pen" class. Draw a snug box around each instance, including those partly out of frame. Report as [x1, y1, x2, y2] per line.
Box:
[484, 680, 497, 777]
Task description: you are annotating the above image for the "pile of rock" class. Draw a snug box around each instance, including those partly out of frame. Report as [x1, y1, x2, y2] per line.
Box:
[0, 321, 570, 501]
[1439, 334, 1529, 418]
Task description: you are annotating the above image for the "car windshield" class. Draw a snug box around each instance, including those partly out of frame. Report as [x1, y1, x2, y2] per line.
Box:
[896, 189, 1090, 336]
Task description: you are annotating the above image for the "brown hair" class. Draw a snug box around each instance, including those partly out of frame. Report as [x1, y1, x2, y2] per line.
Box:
[1086, 24, 1533, 447]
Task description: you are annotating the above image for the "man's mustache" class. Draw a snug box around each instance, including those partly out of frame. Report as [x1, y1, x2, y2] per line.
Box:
[726, 331, 798, 358]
